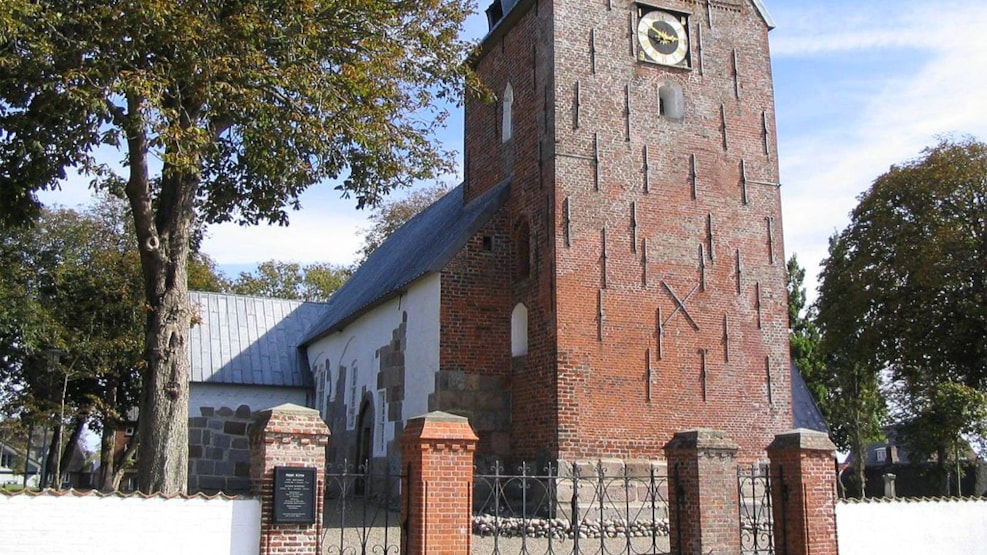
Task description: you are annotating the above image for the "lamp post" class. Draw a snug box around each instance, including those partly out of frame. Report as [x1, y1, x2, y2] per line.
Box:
[43, 348, 65, 490]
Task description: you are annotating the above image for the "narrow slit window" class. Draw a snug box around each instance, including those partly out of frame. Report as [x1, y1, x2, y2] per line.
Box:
[502, 83, 514, 142]
[515, 218, 530, 278]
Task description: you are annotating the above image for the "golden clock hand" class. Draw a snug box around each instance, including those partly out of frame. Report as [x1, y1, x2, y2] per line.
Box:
[649, 23, 676, 44]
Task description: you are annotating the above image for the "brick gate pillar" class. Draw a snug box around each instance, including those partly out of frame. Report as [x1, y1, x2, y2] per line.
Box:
[767, 429, 839, 555]
[400, 411, 478, 555]
[249, 403, 330, 555]
[664, 429, 742, 555]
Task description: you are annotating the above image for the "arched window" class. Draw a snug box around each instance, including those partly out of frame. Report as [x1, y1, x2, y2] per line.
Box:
[659, 83, 685, 120]
[502, 83, 514, 142]
[511, 303, 528, 357]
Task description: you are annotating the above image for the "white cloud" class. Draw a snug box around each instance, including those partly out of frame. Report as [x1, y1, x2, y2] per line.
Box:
[771, 1, 968, 57]
[778, 0, 987, 299]
[202, 210, 369, 267]
[34, 1, 987, 298]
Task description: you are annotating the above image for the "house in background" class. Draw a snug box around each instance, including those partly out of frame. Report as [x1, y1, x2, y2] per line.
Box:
[847, 429, 987, 498]
[0, 442, 40, 488]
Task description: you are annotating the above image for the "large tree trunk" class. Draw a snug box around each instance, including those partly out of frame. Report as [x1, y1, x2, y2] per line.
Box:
[57, 418, 85, 487]
[850, 424, 868, 499]
[124, 96, 197, 495]
[98, 384, 118, 491]
[936, 446, 950, 496]
[99, 422, 116, 491]
[135, 280, 191, 494]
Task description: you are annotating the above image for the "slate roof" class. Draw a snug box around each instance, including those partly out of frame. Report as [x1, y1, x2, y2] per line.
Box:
[299, 178, 511, 346]
[188, 291, 327, 387]
[791, 363, 830, 434]
[751, 0, 776, 29]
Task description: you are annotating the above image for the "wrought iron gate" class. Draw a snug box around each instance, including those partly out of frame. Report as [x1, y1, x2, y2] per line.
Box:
[322, 460, 404, 555]
[737, 464, 774, 555]
[472, 460, 673, 555]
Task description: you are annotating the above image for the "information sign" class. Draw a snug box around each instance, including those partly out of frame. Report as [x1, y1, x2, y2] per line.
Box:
[273, 466, 316, 524]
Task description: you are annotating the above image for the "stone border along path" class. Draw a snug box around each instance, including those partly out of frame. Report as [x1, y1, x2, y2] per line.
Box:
[320, 501, 672, 554]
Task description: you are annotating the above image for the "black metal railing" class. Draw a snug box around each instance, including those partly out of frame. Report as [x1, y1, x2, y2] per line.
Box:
[322, 460, 404, 555]
[472, 460, 672, 555]
[737, 464, 774, 555]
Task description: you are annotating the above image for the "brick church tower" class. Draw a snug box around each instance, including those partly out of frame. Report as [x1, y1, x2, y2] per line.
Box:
[462, 0, 791, 463]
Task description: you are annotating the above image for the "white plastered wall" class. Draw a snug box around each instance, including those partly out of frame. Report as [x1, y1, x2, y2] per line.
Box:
[836, 498, 987, 555]
[305, 274, 441, 455]
[189, 382, 310, 416]
[0, 493, 261, 555]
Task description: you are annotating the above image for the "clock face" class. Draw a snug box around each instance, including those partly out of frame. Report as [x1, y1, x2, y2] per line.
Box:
[637, 9, 690, 67]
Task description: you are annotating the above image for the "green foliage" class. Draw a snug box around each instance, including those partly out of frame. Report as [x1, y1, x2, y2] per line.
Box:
[0, 0, 478, 226]
[899, 382, 987, 461]
[0, 197, 226, 486]
[0, 0, 477, 493]
[230, 260, 350, 302]
[0, 199, 145, 485]
[786, 254, 826, 408]
[817, 230, 889, 497]
[816, 137, 987, 496]
[357, 183, 450, 263]
[188, 253, 229, 293]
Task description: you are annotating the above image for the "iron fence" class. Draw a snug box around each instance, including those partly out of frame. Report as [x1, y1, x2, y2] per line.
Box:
[322, 460, 404, 555]
[737, 464, 774, 555]
[472, 460, 673, 555]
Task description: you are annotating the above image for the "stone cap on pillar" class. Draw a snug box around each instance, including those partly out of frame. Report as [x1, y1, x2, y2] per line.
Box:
[767, 428, 836, 453]
[400, 411, 479, 443]
[252, 403, 331, 437]
[663, 429, 740, 453]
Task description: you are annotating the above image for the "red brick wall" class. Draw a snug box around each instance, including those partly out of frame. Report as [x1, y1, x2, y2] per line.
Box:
[665, 429, 742, 555]
[437, 212, 516, 456]
[464, 0, 561, 462]
[400, 413, 478, 555]
[768, 430, 840, 555]
[249, 405, 330, 555]
[459, 0, 791, 463]
[440, 214, 513, 381]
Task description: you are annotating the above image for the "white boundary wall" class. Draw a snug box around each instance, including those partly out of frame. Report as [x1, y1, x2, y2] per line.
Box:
[837, 497, 987, 555]
[0, 491, 261, 555]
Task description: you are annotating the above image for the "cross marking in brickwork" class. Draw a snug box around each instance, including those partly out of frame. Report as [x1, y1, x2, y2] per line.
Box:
[656, 307, 664, 360]
[661, 280, 701, 331]
[722, 315, 730, 363]
[646, 348, 654, 402]
[700, 348, 709, 402]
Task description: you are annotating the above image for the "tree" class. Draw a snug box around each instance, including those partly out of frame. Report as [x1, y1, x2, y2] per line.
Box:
[230, 260, 350, 302]
[897, 381, 987, 495]
[0, 197, 227, 489]
[815, 137, 987, 496]
[357, 184, 450, 263]
[1, 0, 476, 493]
[0, 200, 145, 489]
[816, 233, 887, 498]
[786, 254, 825, 406]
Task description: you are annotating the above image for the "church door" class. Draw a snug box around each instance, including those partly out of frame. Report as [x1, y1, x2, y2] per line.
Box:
[355, 400, 373, 495]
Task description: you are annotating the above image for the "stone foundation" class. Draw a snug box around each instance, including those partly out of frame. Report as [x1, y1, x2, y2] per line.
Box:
[188, 404, 254, 493]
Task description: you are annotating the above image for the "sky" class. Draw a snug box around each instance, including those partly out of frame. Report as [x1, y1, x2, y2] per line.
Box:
[37, 0, 987, 301]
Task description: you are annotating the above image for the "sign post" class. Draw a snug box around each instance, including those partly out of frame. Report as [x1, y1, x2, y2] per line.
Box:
[273, 467, 317, 524]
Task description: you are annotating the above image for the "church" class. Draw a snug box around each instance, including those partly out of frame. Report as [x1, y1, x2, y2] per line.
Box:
[187, 0, 826, 491]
